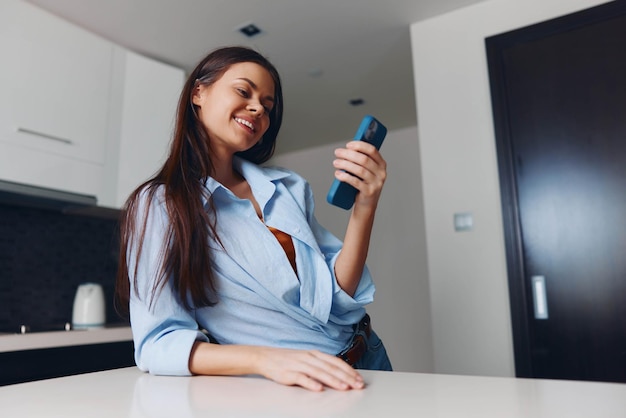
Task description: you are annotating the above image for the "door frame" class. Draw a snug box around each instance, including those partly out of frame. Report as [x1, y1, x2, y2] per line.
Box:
[485, 0, 626, 378]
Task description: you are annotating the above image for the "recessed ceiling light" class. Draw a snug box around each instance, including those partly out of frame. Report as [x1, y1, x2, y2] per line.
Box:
[349, 98, 365, 106]
[237, 22, 262, 38]
[307, 67, 324, 78]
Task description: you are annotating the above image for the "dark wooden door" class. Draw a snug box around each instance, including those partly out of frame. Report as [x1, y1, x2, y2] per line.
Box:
[487, 2, 626, 383]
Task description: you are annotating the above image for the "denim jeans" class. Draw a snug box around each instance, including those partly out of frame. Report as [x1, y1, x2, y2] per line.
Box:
[350, 328, 393, 371]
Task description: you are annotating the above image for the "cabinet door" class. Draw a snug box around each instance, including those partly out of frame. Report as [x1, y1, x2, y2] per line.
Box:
[105, 49, 184, 208]
[0, 0, 112, 165]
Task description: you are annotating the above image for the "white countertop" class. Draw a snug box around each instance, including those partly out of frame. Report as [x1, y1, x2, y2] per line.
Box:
[1, 367, 625, 417]
[0, 326, 132, 353]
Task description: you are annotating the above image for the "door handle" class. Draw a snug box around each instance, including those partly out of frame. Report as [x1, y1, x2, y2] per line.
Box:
[17, 127, 74, 145]
[531, 275, 549, 319]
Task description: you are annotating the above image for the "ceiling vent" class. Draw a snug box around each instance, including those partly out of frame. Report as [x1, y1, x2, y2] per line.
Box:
[238, 23, 262, 38]
[349, 98, 365, 106]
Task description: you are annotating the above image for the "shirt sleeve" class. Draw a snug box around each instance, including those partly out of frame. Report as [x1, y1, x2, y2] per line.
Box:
[303, 182, 375, 322]
[127, 189, 209, 376]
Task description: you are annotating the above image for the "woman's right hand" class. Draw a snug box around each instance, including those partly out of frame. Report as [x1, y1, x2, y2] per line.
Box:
[255, 347, 365, 391]
[189, 342, 365, 392]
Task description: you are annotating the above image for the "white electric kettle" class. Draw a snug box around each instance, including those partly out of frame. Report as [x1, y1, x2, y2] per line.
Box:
[72, 283, 106, 329]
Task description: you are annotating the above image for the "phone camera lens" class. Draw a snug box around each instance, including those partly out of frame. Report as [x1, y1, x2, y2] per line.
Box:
[365, 120, 377, 141]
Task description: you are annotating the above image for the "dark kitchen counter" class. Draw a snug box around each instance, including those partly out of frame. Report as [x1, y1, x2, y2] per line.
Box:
[0, 325, 134, 386]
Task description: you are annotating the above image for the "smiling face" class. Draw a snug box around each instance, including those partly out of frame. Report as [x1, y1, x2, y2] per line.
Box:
[192, 62, 276, 160]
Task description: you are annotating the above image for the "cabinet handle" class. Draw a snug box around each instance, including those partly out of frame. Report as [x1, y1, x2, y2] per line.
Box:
[17, 127, 74, 145]
[531, 275, 549, 319]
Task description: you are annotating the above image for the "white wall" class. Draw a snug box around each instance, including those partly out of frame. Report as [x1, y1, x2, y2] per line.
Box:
[410, 0, 612, 377]
[271, 126, 434, 373]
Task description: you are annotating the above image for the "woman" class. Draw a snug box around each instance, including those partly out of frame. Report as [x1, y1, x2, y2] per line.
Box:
[116, 46, 391, 392]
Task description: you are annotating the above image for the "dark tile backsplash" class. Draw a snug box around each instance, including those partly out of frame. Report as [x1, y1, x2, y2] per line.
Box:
[0, 204, 127, 332]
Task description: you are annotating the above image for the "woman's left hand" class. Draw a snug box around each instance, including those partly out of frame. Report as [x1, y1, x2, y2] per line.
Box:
[332, 140, 387, 295]
[333, 140, 387, 211]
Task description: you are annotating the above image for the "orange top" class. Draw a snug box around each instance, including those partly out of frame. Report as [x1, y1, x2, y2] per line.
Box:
[267, 225, 297, 274]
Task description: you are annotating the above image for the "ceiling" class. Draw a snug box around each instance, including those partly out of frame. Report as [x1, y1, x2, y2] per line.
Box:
[26, 0, 485, 155]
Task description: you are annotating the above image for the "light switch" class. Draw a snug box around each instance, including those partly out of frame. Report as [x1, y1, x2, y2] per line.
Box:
[454, 212, 473, 232]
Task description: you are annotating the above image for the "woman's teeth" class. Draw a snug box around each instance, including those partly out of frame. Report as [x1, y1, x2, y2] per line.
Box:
[235, 118, 254, 131]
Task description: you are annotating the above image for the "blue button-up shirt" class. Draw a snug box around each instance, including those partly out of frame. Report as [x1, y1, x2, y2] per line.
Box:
[129, 157, 375, 375]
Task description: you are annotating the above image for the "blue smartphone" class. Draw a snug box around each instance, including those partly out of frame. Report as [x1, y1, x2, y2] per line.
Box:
[326, 115, 387, 210]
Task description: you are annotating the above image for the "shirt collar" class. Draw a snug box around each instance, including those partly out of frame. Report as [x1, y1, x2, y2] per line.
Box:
[202, 156, 291, 205]
[234, 156, 291, 184]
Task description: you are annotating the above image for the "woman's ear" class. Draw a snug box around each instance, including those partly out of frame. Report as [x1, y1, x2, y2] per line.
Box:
[192, 86, 203, 106]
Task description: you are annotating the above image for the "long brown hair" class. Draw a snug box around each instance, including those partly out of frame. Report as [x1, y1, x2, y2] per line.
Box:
[115, 46, 283, 315]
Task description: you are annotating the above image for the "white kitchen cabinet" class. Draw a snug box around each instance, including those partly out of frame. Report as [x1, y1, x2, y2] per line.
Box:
[0, 141, 105, 198]
[100, 48, 185, 208]
[0, 1, 185, 205]
[0, 0, 113, 164]
[0, 0, 113, 196]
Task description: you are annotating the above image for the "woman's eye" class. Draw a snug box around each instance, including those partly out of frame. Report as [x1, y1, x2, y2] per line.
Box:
[236, 88, 249, 98]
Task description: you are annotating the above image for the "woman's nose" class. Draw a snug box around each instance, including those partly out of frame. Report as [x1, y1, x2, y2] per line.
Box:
[247, 101, 264, 116]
